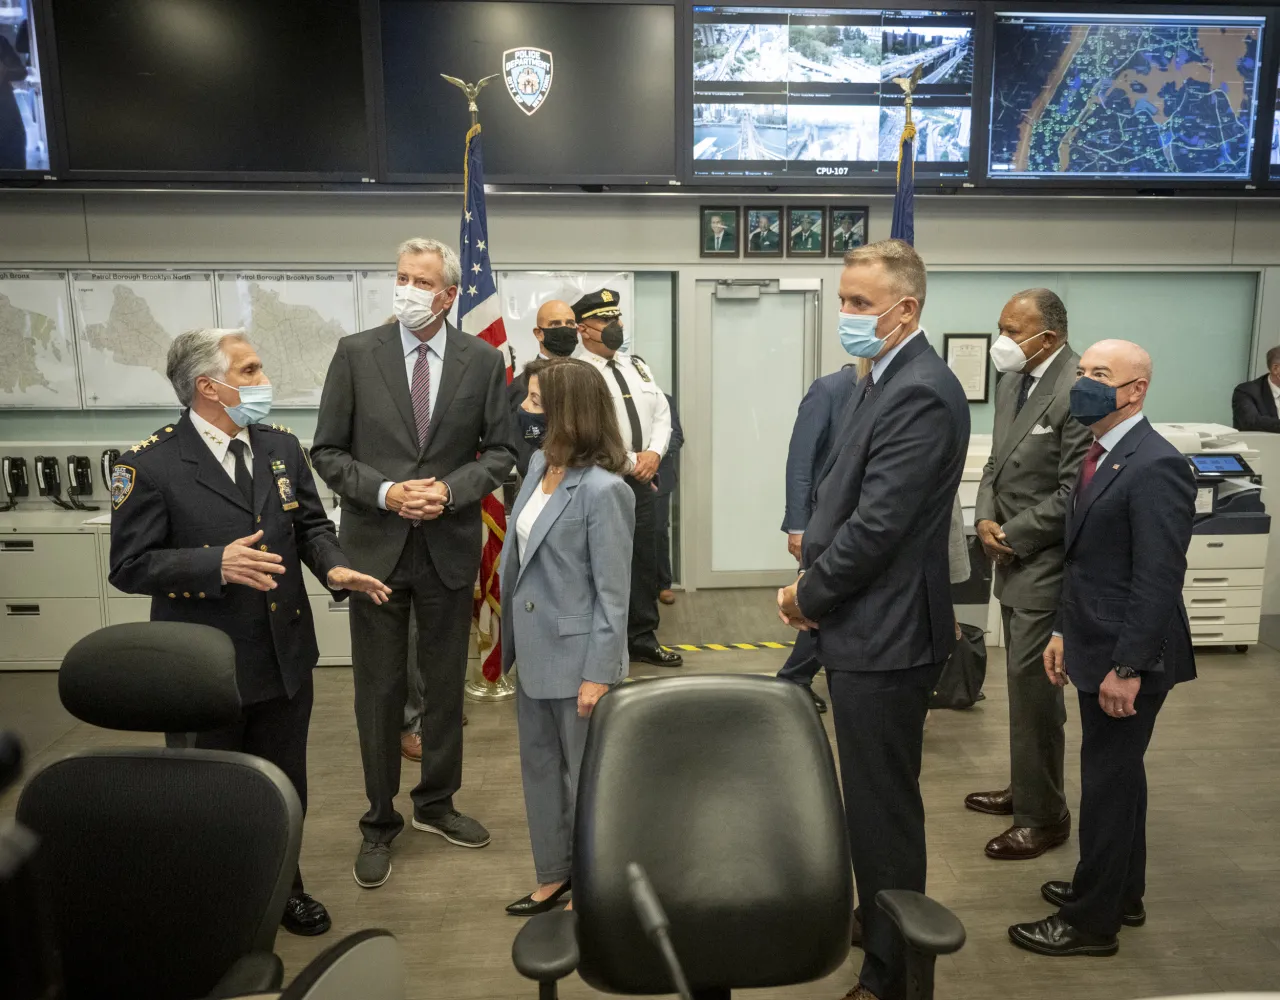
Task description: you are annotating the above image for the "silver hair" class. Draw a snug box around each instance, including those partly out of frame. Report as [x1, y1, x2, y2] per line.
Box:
[166, 328, 247, 406]
[397, 237, 462, 288]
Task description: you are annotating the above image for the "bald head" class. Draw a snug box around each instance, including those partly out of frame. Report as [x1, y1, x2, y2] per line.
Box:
[536, 300, 575, 329]
[1076, 339, 1152, 437]
[534, 299, 579, 359]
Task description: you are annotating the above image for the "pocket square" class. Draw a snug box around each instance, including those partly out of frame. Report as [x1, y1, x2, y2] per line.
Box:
[1030, 424, 1053, 435]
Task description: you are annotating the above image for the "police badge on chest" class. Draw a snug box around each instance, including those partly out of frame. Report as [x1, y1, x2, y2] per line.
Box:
[272, 459, 299, 511]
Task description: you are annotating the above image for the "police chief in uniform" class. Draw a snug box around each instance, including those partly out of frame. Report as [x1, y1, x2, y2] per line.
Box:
[573, 289, 682, 667]
[109, 328, 391, 937]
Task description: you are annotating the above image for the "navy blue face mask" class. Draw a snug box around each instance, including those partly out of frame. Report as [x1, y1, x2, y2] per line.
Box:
[1069, 376, 1137, 426]
[517, 408, 547, 444]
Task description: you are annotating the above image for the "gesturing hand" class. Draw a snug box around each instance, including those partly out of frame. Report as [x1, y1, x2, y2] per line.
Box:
[326, 566, 393, 605]
[222, 530, 284, 592]
[577, 681, 610, 718]
[1042, 634, 1068, 688]
[1099, 669, 1140, 719]
[976, 519, 1016, 566]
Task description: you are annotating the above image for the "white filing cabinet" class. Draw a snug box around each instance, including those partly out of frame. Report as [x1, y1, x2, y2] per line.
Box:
[1183, 533, 1267, 648]
[0, 513, 105, 670]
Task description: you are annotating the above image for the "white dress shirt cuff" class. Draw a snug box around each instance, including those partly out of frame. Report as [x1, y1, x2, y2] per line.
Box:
[625, 451, 638, 474]
[1052, 631, 1063, 638]
[377, 481, 393, 510]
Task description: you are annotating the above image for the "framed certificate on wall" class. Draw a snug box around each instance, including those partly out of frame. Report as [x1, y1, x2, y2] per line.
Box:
[944, 334, 991, 404]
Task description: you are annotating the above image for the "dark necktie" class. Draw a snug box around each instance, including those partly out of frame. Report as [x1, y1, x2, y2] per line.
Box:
[411, 343, 432, 447]
[860, 374, 879, 405]
[1079, 441, 1105, 493]
[227, 439, 253, 506]
[1015, 373, 1035, 414]
[607, 359, 644, 452]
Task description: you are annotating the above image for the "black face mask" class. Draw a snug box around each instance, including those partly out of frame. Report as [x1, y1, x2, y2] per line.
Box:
[540, 325, 578, 357]
[517, 408, 547, 444]
[601, 320, 625, 352]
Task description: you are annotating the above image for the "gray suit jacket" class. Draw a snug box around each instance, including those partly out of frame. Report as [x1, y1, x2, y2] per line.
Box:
[975, 347, 1092, 611]
[311, 322, 518, 588]
[500, 451, 635, 700]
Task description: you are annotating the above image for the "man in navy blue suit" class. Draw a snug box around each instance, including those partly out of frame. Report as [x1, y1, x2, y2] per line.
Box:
[1009, 339, 1196, 958]
[779, 240, 969, 1000]
[777, 365, 858, 714]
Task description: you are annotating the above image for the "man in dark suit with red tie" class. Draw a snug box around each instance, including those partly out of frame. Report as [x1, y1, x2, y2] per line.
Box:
[1009, 339, 1196, 957]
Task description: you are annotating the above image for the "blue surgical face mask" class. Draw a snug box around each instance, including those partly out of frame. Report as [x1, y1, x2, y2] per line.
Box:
[1069, 376, 1137, 427]
[838, 298, 905, 359]
[214, 379, 273, 426]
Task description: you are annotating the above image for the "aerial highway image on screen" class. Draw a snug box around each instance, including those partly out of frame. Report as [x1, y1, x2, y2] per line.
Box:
[694, 104, 788, 161]
[879, 106, 971, 162]
[880, 26, 972, 84]
[989, 13, 1264, 179]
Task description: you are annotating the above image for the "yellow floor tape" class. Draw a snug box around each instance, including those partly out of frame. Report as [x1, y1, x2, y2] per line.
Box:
[658, 640, 796, 653]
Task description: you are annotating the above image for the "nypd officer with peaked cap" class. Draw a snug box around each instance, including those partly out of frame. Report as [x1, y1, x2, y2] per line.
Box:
[572, 289, 682, 667]
[108, 328, 391, 937]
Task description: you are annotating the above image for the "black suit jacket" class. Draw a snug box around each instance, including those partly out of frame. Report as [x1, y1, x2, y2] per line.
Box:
[1231, 374, 1280, 433]
[655, 393, 683, 497]
[311, 322, 518, 588]
[109, 415, 348, 705]
[1057, 418, 1196, 694]
[796, 335, 970, 672]
[782, 366, 858, 532]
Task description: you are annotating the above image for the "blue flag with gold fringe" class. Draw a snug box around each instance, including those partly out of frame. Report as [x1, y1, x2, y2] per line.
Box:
[890, 118, 916, 246]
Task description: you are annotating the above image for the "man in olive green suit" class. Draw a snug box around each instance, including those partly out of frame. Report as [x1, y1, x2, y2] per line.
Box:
[791, 216, 820, 251]
[968, 289, 1092, 863]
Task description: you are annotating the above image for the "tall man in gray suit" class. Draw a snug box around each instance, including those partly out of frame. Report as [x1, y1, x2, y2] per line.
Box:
[313, 237, 517, 889]
[966, 289, 1091, 860]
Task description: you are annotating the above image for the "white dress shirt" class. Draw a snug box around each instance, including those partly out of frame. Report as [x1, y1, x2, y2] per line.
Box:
[579, 349, 672, 472]
[1269, 377, 1280, 410]
[377, 323, 447, 509]
[189, 407, 252, 481]
[1025, 344, 1067, 393]
[1093, 411, 1146, 466]
[871, 328, 924, 383]
[517, 479, 554, 559]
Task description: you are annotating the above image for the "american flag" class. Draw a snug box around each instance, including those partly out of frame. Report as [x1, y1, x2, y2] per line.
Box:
[458, 123, 510, 683]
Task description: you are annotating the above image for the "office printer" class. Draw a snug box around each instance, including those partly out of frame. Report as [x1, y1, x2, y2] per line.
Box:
[1182, 452, 1268, 651]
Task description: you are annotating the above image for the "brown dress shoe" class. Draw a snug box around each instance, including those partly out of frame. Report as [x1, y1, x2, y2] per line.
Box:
[985, 814, 1071, 860]
[400, 732, 422, 762]
[965, 786, 1013, 815]
[841, 986, 881, 1000]
[658, 589, 676, 605]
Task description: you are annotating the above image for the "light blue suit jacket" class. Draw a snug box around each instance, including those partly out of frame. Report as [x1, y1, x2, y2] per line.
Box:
[500, 451, 636, 699]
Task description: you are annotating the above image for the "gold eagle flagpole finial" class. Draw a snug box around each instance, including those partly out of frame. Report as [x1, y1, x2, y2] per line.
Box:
[441, 73, 500, 127]
[892, 64, 924, 126]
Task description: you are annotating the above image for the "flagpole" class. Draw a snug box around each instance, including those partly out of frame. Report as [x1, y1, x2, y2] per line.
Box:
[445, 71, 517, 705]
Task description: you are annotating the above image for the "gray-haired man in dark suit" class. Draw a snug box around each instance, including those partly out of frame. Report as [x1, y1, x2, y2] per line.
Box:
[312, 237, 517, 889]
[966, 289, 1091, 861]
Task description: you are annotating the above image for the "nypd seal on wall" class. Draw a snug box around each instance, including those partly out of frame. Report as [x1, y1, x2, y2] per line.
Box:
[503, 47, 553, 116]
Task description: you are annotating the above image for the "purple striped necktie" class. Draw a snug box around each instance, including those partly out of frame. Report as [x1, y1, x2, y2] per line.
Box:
[411, 342, 431, 447]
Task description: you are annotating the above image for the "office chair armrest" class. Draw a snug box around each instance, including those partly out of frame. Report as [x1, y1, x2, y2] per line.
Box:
[876, 890, 966, 956]
[512, 910, 580, 983]
[205, 951, 285, 998]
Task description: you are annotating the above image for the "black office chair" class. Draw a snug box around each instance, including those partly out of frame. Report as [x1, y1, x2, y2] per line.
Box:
[276, 929, 404, 1000]
[513, 674, 853, 998]
[15, 622, 302, 1000]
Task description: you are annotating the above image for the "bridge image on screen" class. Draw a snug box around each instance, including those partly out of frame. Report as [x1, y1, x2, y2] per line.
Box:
[988, 13, 1264, 180]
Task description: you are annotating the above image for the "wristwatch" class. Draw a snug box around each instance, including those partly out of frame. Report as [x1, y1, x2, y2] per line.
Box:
[1113, 664, 1140, 680]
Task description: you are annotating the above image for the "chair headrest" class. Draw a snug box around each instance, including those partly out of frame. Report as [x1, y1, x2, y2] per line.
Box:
[59, 623, 241, 732]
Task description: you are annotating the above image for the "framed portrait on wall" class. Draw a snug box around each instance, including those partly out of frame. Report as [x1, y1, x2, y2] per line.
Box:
[700, 206, 740, 257]
[828, 206, 869, 257]
[785, 206, 825, 257]
[744, 207, 783, 257]
[944, 334, 992, 403]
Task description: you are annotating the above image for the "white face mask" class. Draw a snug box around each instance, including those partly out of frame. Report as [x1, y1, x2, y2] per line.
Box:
[989, 330, 1048, 374]
[393, 284, 446, 331]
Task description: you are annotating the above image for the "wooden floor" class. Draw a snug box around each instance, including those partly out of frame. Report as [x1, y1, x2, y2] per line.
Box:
[4, 589, 1280, 999]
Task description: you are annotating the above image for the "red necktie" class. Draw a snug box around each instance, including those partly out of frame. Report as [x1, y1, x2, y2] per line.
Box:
[1079, 441, 1105, 492]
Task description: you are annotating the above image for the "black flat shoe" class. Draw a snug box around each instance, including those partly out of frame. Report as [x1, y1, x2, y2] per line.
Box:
[506, 879, 571, 916]
[805, 686, 828, 714]
[1041, 880, 1146, 927]
[281, 892, 332, 936]
[1009, 914, 1117, 957]
[631, 646, 683, 668]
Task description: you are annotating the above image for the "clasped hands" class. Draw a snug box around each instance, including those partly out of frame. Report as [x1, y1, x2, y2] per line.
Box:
[976, 518, 1016, 567]
[776, 578, 817, 631]
[387, 478, 449, 521]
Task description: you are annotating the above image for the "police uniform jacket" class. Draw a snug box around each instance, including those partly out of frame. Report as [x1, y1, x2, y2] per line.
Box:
[578, 351, 672, 471]
[108, 414, 350, 705]
[792, 230, 821, 251]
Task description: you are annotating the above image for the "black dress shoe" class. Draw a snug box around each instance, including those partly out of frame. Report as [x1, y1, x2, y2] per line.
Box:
[1008, 914, 1117, 957]
[805, 686, 828, 714]
[1041, 880, 1146, 927]
[281, 893, 332, 936]
[506, 879, 571, 916]
[631, 645, 683, 667]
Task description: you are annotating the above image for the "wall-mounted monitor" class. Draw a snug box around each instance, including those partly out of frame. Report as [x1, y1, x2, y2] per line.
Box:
[49, 0, 371, 179]
[1270, 68, 1280, 180]
[380, 0, 677, 183]
[988, 10, 1265, 183]
[689, 5, 977, 182]
[0, 0, 50, 174]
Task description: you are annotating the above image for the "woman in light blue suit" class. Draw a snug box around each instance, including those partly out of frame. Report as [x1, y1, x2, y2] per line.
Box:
[501, 357, 635, 915]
